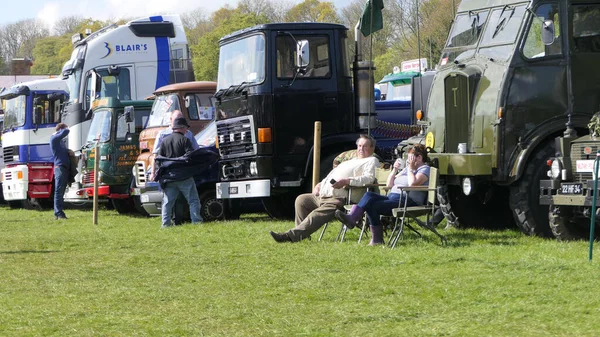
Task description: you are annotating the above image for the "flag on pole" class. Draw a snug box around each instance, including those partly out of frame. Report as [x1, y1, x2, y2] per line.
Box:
[359, 0, 384, 37]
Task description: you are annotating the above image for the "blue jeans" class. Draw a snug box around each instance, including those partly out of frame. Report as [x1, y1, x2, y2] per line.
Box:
[357, 191, 417, 227]
[161, 177, 203, 226]
[53, 165, 68, 217]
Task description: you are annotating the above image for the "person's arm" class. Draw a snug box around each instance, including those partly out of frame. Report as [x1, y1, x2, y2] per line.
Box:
[149, 133, 164, 181]
[56, 128, 70, 140]
[312, 182, 321, 196]
[407, 166, 429, 186]
[183, 137, 194, 156]
[187, 130, 200, 150]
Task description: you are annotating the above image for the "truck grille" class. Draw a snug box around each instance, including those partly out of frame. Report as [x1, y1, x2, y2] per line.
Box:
[3, 146, 18, 164]
[570, 141, 596, 183]
[216, 115, 256, 159]
[83, 170, 94, 185]
[133, 161, 147, 187]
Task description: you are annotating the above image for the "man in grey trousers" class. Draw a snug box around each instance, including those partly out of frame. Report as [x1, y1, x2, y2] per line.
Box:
[270, 134, 378, 242]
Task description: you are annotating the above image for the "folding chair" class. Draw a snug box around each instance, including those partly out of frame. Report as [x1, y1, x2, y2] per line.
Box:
[388, 167, 447, 247]
[319, 166, 391, 242]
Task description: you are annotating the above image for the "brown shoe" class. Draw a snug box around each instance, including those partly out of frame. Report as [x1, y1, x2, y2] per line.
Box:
[270, 231, 292, 243]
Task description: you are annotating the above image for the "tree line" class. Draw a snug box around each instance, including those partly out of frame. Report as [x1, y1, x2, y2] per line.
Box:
[0, 0, 457, 83]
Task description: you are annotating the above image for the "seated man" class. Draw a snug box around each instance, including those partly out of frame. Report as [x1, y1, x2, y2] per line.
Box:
[270, 134, 379, 243]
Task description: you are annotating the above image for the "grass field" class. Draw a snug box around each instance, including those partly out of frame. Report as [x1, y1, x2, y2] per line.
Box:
[1, 205, 600, 336]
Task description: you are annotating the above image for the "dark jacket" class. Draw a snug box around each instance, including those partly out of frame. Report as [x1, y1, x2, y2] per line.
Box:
[155, 147, 219, 189]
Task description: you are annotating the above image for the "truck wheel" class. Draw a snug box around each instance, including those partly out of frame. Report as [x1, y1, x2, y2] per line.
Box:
[22, 198, 43, 211]
[112, 198, 136, 214]
[199, 190, 224, 221]
[446, 185, 514, 229]
[262, 194, 295, 220]
[509, 142, 554, 237]
[133, 195, 150, 217]
[7, 201, 21, 209]
[549, 206, 597, 241]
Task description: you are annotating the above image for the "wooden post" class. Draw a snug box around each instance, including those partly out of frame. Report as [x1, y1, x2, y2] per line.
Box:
[92, 140, 99, 225]
[312, 121, 322, 187]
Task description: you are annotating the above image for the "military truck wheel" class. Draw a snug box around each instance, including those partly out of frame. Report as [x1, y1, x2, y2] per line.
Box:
[199, 190, 224, 221]
[112, 198, 136, 214]
[446, 185, 514, 229]
[509, 142, 555, 237]
[549, 206, 597, 241]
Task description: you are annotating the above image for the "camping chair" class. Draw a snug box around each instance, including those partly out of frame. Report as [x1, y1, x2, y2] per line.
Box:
[388, 167, 447, 247]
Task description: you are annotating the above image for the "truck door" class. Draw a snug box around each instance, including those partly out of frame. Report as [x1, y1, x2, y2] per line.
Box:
[571, 4, 600, 114]
[272, 31, 339, 178]
[505, 2, 565, 157]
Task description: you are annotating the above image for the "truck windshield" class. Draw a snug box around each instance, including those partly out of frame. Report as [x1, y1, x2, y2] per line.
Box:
[217, 34, 266, 90]
[440, 10, 489, 65]
[480, 5, 526, 46]
[147, 94, 181, 127]
[63, 46, 85, 104]
[3, 95, 27, 130]
[86, 109, 112, 143]
[195, 120, 216, 147]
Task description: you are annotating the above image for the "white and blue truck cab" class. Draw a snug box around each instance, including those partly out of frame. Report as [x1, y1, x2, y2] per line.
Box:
[60, 14, 194, 202]
[0, 78, 69, 209]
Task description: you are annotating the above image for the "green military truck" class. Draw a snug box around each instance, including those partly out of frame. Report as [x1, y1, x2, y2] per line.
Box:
[403, 0, 600, 236]
[540, 114, 600, 240]
[79, 97, 152, 213]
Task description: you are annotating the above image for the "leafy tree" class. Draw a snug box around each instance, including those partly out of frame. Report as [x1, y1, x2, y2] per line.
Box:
[192, 11, 268, 81]
[182, 8, 212, 46]
[0, 19, 49, 61]
[54, 16, 85, 35]
[238, 0, 292, 22]
[284, 0, 341, 23]
[30, 36, 70, 75]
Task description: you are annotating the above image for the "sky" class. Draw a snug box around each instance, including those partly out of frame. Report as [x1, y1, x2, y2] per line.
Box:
[1, 0, 353, 29]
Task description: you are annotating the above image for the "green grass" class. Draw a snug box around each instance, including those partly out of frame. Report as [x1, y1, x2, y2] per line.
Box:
[1, 206, 600, 336]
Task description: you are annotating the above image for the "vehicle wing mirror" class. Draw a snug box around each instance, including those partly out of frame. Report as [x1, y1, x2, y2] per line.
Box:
[296, 39, 310, 68]
[107, 65, 121, 76]
[541, 20, 555, 45]
[34, 106, 43, 125]
[185, 96, 191, 108]
[124, 105, 134, 123]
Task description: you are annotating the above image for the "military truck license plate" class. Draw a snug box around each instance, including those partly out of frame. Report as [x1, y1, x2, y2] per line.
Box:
[229, 187, 238, 195]
[558, 183, 583, 195]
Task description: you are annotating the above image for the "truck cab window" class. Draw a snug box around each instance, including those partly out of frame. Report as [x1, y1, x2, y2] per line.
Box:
[478, 5, 527, 61]
[440, 10, 489, 65]
[573, 5, 600, 53]
[523, 4, 561, 59]
[85, 68, 132, 108]
[186, 94, 199, 120]
[276, 35, 330, 78]
[196, 93, 215, 120]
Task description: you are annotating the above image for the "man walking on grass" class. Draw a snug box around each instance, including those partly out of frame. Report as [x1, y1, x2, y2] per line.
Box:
[50, 123, 70, 220]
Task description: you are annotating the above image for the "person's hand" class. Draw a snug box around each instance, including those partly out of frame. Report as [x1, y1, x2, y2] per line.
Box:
[393, 158, 403, 171]
[313, 183, 321, 196]
[407, 154, 417, 170]
[332, 178, 350, 189]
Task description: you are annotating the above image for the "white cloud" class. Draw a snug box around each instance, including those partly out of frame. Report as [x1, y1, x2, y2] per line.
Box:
[37, 2, 60, 30]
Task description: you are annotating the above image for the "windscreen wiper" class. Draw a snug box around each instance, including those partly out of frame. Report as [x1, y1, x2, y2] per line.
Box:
[493, 5, 515, 38]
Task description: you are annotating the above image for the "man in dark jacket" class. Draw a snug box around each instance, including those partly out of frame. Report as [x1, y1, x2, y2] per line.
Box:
[50, 123, 70, 220]
[157, 117, 203, 227]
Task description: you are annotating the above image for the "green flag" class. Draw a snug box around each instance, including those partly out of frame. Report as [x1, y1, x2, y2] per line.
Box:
[359, 0, 384, 37]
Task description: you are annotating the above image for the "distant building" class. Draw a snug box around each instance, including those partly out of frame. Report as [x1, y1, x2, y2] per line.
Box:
[0, 58, 57, 91]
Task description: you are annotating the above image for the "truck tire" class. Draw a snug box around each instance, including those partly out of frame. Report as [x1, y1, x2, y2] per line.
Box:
[262, 194, 295, 220]
[223, 199, 242, 220]
[509, 142, 554, 237]
[7, 201, 21, 209]
[22, 198, 44, 211]
[199, 190, 224, 221]
[445, 184, 514, 229]
[549, 206, 597, 241]
[112, 198, 136, 214]
[133, 195, 150, 217]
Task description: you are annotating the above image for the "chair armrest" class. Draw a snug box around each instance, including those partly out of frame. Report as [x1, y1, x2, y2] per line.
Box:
[395, 186, 433, 192]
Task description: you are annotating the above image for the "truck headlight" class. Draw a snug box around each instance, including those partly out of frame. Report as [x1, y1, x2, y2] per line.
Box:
[550, 159, 562, 179]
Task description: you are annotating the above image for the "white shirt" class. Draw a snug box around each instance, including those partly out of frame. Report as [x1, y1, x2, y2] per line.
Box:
[319, 156, 378, 199]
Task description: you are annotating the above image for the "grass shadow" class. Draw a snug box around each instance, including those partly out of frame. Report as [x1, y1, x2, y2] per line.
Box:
[0, 250, 61, 254]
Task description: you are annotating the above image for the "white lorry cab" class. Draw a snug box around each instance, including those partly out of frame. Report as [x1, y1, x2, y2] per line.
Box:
[60, 14, 194, 202]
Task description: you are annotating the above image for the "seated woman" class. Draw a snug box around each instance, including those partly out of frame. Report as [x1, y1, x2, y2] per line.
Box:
[335, 144, 430, 246]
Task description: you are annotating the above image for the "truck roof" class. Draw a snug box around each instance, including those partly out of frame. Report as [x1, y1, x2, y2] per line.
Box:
[220, 22, 348, 44]
[153, 81, 217, 95]
[0, 78, 68, 99]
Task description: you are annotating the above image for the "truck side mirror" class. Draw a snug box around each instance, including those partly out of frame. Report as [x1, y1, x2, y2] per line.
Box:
[107, 65, 121, 76]
[124, 106, 134, 123]
[541, 20, 555, 45]
[34, 106, 43, 125]
[296, 40, 310, 68]
[185, 96, 191, 108]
